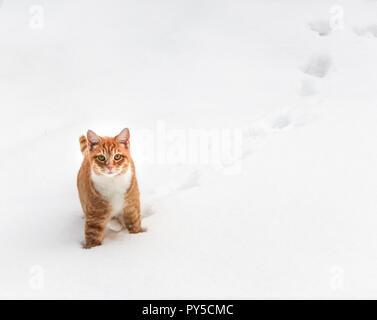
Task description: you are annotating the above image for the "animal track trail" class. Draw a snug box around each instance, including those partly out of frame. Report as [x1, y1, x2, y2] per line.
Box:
[141, 169, 202, 217]
[239, 15, 331, 165]
[177, 170, 201, 191]
[301, 54, 332, 78]
[309, 20, 332, 36]
[299, 14, 334, 97]
[271, 113, 292, 130]
[241, 110, 295, 159]
[144, 13, 332, 197]
[299, 78, 317, 97]
[354, 25, 377, 37]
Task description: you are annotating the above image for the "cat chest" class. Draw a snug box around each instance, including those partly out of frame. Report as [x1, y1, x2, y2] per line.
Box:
[91, 168, 133, 217]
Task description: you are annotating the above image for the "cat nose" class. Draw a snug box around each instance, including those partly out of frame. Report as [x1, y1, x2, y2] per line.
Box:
[107, 166, 113, 171]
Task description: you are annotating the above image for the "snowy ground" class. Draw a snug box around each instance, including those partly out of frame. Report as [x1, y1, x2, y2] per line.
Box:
[1, 0, 377, 299]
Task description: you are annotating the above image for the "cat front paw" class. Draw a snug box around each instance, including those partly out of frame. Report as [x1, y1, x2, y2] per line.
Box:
[127, 224, 145, 233]
[84, 239, 102, 249]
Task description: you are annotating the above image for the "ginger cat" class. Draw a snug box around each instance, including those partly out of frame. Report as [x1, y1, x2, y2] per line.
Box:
[77, 128, 142, 248]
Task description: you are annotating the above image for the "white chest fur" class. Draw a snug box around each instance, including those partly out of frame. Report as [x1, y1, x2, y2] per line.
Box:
[91, 166, 133, 218]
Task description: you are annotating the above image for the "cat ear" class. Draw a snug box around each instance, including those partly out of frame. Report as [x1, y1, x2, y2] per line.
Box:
[87, 130, 100, 149]
[116, 128, 130, 147]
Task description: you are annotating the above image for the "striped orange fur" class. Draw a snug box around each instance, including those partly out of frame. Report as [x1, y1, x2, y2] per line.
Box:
[79, 135, 88, 154]
[77, 128, 143, 248]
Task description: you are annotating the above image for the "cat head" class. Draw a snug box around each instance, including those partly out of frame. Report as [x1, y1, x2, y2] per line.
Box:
[86, 128, 131, 177]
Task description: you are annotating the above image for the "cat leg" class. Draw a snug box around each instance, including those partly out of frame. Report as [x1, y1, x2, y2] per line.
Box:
[84, 212, 109, 248]
[123, 205, 143, 233]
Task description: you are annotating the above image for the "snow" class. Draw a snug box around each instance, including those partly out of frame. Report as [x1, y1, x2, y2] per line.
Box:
[1, 0, 377, 299]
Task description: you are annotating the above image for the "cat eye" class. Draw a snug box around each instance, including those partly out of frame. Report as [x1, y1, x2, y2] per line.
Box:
[97, 155, 106, 162]
[114, 154, 123, 161]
